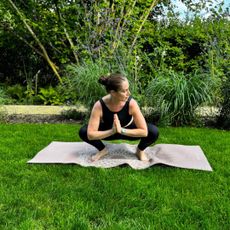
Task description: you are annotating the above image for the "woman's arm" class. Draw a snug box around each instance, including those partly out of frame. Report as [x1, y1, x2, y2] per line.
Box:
[87, 101, 115, 140]
[114, 99, 148, 137]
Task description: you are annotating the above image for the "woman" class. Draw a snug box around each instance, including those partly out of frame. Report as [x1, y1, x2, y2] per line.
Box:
[79, 73, 159, 161]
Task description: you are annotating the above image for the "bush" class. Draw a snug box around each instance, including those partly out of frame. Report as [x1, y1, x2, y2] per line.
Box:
[38, 86, 66, 105]
[145, 70, 215, 126]
[216, 74, 230, 130]
[5, 84, 25, 103]
[0, 86, 11, 105]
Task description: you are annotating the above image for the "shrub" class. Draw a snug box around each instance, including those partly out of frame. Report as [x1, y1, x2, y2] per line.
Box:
[6, 84, 25, 103]
[216, 74, 230, 130]
[38, 86, 66, 105]
[145, 70, 215, 126]
[0, 86, 13, 105]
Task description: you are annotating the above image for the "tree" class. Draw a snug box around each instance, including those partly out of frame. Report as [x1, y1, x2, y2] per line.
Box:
[5, 0, 62, 82]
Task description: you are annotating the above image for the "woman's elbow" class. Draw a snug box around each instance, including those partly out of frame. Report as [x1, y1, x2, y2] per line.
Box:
[87, 132, 95, 140]
[142, 129, 148, 137]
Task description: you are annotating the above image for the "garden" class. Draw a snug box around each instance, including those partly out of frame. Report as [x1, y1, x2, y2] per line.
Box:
[0, 0, 229, 229]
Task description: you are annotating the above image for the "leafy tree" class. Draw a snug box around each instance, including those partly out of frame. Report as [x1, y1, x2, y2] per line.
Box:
[6, 0, 62, 82]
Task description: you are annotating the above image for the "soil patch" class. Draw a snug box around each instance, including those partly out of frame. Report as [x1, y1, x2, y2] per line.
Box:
[5, 114, 81, 124]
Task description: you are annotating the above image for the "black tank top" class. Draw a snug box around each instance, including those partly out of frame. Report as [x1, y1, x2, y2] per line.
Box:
[99, 96, 133, 129]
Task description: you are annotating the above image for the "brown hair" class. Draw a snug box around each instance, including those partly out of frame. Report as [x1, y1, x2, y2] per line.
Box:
[98, 72, 127, 92]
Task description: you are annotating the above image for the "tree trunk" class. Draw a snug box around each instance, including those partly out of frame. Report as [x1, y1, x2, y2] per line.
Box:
[7, 0, 62, 83]
[129, 0, 159, 54]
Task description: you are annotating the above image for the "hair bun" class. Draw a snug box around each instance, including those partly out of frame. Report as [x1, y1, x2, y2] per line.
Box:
[98, 75, 109, 86]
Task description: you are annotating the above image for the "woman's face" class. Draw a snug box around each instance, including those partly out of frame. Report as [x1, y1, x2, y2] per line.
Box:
[114, 79, 130, 102]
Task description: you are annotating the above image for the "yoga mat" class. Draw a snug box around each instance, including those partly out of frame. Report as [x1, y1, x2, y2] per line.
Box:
[28, 142, 212, 171]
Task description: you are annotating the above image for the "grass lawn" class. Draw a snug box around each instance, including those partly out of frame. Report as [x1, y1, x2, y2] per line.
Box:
[0, 124, 229, 229]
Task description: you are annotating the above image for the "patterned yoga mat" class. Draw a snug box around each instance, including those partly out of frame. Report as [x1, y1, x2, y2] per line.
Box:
[28, 142, 212, 171]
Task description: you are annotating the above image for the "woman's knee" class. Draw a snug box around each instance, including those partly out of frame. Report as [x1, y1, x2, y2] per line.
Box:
[78, 125, 88, 141]
[147, 123, 159, 141]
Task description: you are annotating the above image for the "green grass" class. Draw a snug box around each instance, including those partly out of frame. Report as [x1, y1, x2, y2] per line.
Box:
[0, 124, 229, 230]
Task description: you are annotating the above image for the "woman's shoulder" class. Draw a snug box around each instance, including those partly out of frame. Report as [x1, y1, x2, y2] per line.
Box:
[129, 97, 140, 113]
[101, 94, 110, 103]
[92, 100, 102, 111]
[129, 97, 138, 107]
[90, 100, 103, 118]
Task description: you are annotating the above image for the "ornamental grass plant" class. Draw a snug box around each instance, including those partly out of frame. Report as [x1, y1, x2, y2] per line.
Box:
[0, 124, 229, 229]
[64, 59, 141, 108]
[145, 70, 216, 126]
[65, 61, 111, 108]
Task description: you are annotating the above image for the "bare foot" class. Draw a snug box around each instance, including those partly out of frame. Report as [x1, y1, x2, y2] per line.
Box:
[136, 149, 149, 161]
[91, 148, 108, 162]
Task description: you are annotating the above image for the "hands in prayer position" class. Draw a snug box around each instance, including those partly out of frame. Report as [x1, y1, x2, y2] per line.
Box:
[113, 114, 122, 134]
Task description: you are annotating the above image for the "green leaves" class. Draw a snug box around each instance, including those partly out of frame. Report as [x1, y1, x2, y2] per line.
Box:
[0, 0, 229, 128]
[38, 86, 65, 105]
[65, 61, 110, 108]
[146, 70, 215, 126]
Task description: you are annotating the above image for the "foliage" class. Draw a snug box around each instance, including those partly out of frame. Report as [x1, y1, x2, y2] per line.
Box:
[0, 0, 161, 84]
[205, 17, 230, 129]
[65, 61, 110, 108]
[5, 84, 41, 105]
[6, 84, 25, 103]
[38, 86, 66, 105]
[140, 17, 229, 75]
[0, 0, 229, 128]
[64, 58, 145, 109]
[0, 1, 56, 85]
[0, 86, 9, 104]
[145, 70, 215, 126]
[216, 74, 230, 130]
[1, 0, 228, 84]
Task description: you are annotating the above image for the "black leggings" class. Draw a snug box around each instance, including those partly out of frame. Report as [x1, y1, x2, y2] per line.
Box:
[79, 122, 159, 151]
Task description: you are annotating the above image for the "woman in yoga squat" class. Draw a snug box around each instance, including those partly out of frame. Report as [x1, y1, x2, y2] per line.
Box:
[79, 73, 159, 161]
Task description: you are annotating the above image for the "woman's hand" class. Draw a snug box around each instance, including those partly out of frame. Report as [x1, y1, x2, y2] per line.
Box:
[113, 114, 121, 134]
